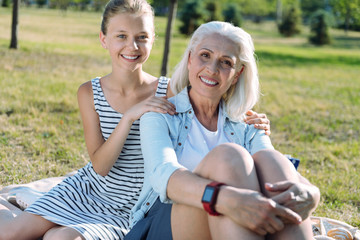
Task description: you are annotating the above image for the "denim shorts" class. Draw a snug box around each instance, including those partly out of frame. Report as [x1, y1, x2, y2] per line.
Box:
[125, 198, 173, 240]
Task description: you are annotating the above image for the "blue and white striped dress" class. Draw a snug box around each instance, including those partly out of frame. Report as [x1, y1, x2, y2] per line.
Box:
[26, 76, 170, 240]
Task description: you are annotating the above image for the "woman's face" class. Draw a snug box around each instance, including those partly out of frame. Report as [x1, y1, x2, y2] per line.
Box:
[187, 33, 241, 103]
[100, 12, 154, 72]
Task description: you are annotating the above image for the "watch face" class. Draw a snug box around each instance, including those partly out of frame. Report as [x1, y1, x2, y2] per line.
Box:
[202, 186, 215, 202]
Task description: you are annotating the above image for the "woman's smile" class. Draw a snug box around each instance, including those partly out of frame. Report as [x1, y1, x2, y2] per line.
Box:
[199, 76, 218, 86]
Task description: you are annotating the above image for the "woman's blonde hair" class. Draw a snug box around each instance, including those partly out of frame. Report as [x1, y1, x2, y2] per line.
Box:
[101, 0, 154, 35]
[170, 21, 259, 121]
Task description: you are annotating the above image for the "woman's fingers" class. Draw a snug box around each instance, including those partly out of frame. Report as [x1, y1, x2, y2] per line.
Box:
[275, 203, 302, 224]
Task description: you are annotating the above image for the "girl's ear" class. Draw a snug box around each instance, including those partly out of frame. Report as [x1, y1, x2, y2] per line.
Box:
[99, 31, 107, 49]
[187, 52, 192, 69]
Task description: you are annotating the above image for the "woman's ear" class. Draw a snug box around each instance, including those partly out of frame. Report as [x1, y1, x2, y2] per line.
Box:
[99, 31, 107, 49]
[232, 66, 244, 85]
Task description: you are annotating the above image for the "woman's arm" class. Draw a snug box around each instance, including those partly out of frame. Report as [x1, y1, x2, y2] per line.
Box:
[140, 113, 301, 234]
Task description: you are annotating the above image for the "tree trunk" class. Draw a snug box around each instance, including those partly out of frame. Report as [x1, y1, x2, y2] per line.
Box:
[344, 6, 350, 34]
[9, 0, 19, 49]
[276, 0, 282, 26]
[161, 0, 178, 77]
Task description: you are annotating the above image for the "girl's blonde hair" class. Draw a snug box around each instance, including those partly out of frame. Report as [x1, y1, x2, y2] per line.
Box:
[170, 21, 259, 121]
[101, 0, 154, 35]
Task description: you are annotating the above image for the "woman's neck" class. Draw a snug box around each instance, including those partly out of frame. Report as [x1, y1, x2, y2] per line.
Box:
[190, 96, 220, 131]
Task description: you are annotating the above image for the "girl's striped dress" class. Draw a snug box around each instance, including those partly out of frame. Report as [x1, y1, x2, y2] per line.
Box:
[26, 76, 170, 240]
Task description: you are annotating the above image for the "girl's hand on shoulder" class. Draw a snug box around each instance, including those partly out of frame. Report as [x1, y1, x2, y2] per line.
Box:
[245, 110, 271, 136]
[124, 96, 176, 123]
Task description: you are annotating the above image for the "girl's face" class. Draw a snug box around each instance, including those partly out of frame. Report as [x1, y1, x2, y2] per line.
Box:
[100, 12, 154, 72]
[187, 33, 241, 103]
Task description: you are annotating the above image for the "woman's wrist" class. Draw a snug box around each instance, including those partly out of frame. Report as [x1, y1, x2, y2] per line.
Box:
[213, 185, 231, 216]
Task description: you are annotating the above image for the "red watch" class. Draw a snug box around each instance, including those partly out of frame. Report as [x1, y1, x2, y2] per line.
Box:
[201, 181, 225, 216]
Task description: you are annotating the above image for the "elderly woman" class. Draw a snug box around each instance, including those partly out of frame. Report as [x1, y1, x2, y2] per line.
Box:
[125, 21, 320, 240]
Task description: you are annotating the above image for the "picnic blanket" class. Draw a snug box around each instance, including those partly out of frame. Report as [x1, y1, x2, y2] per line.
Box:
[1, 173, 359, 240]
[0, 171, 77, 210]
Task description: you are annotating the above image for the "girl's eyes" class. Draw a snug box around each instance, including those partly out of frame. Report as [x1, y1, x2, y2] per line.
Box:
[116, 35, 149, 40]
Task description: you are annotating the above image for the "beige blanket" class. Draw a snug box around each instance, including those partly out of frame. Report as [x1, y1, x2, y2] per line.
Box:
[1, 172, 359, 239]
[0, 171, 77, 210]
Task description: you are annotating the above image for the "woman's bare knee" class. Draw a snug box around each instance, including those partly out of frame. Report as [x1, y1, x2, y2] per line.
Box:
[194, 143, 258, 188]
[253, 149, 298, 181]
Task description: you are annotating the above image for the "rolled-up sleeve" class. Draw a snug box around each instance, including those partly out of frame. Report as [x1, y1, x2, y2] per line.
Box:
[248, 127, 274, 155]
[140, 112, 184, 203]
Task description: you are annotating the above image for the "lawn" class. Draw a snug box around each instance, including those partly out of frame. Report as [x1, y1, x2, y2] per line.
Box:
[0, 7, 359, 228]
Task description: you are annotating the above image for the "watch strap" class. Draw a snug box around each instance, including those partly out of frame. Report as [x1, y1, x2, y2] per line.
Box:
[202, 181, 225, 216]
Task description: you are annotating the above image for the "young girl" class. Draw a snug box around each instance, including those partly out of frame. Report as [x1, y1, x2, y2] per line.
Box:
[0, 1, 269, 239]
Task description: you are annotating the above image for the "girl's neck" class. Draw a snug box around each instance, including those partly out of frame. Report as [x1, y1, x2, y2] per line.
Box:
[107, 68, 149, 94]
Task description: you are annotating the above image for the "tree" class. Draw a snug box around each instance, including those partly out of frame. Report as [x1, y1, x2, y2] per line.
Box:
[301, 0, 327, 21]
[9, 0, 19, 49]
[276, 0, 282, 25]
[223, 3, 243, 27]
[179, 0, 207, 35]
[205, 1, 223, 21]
[309, 10, 333, 45]
[278, 3, 302, 37]
[92, 0, 108, 12]
[161, 0, 178, 76]
[2, 0, 10, 7]
[237, 0, 274, 23]
[331, 0, 360, 33]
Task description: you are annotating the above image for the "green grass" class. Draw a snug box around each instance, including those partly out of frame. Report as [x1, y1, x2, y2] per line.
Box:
[0, 7, 359, 228]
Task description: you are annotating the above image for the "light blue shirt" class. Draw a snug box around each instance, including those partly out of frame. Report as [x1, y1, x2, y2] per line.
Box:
[129, 87, 274, 227]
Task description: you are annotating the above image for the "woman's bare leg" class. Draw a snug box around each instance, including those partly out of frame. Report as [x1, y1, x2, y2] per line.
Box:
[252, 149, 313, 240]
[171, 143, 263, 240]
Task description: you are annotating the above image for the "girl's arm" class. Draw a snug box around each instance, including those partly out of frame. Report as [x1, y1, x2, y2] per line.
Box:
[77, 81, 175, 176]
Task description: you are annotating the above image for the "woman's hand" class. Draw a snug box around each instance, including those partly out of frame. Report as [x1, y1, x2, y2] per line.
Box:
[245, 110, 271, 136]
[218, 186, 302, 236]
[123, 96, 176, 123]
[266, 181, 320, 222]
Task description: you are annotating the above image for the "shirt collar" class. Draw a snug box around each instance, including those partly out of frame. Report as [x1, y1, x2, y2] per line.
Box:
[172, 87, 235, 123]
[171, 87, 193, 113]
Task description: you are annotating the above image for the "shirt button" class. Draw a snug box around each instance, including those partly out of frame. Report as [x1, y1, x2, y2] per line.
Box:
[189, 111, 192, 114]
[146, 202, 150, 206]
[178, 142, 182, 146]
[185, 126, 188, 129]
[231, 132, 234, 135]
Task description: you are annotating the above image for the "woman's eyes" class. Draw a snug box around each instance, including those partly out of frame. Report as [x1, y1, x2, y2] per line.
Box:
[220, 60, 233, 68]
[199, 52, 234, 69]
[200, 52, 210, 58]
